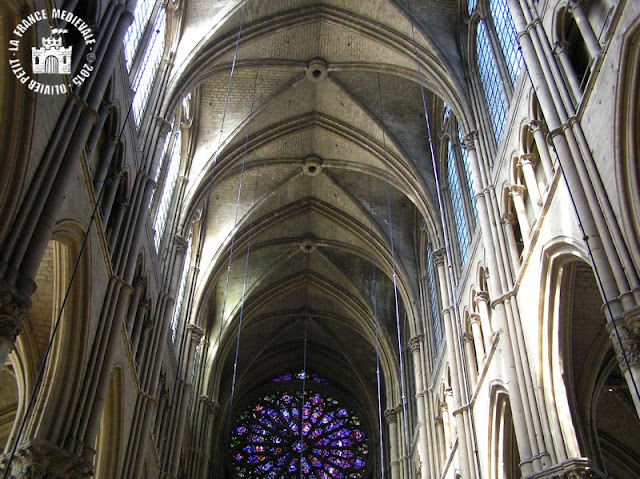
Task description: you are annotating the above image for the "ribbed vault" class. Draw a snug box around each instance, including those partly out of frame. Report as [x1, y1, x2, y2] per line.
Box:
[163, 0, 463, 475]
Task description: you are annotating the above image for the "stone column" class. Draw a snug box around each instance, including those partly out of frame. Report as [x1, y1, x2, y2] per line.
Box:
[510, 185, 531, 249]
[528, 121, 555, 182]
[469, 313, 487, 364]
[126, 277, 146, 337]
[502, 213, 522, 270]
[474, 291, 494, 346]
[409, 335, 429, 473]
[463, 124, 535, 474]
[553, 41, 584, 100]
[433, 249, 473, 478]
[568, 0, 601, 59]
[384, 407, 401, 479]
[518, 154, 543, 214]
[434, 414, 446, 464]
[463, 332, 479, 388]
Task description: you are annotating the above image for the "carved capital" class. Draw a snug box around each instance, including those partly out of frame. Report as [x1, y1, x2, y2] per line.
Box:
[156, 117, 173, 134]
[518, 154, 538, 168]
[409, 335, 423, 352]
[509, 184, 527, 197]
[0, 283, 31, 346]
[607, 320, 640, 369]
[528, 120, 546, 134]
[139, 298, 152, 312]
[462, 331, 474, 343]
[501, 212, 517, 225]
[432, 248, 446, 268]
[469, 312, 482, 325]
[553, 40, 571, 55]
[199, 396, 220, 417]
[475, 291, 490, 304]
[187, 324, 204, 343]
[0, 440, 93, 479]
[384, 407, 400, 424]
[461, 131, 478, 152]
[174, 235, 189, 253]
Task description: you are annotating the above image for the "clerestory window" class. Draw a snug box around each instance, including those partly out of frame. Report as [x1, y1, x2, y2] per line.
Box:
[123, 0, 157, 71]
[131, 7, 166, 126]
[153, 128, 181, 251]
[170, 236, 191, 345]
[473, 0, 524, 144]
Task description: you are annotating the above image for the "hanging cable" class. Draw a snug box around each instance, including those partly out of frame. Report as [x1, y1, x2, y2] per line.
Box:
[2, 95, 135, 479]
[299, 249, 310, 479]
[367, 172, 386, 479]
[156, 2, 250, 476]
[519, 65, 640, 405]
[222, 66, 261, 453]
[376, 72, 413, 479]
[403, 1, 483, 476]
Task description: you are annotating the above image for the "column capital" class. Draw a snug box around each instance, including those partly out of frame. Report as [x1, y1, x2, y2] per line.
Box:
[528, 120, 546, 134]
[461, 131, 478, 151]
[409, 335, 424, 352]
[607, 320, 640, 369]
[199, 395, 220, 417]
[462, 331, 474, 343]
[156, 117, 173, 134]
[469, 312, 482, 324]
[139, 298, 152, 312]
[174, 235, 188, 253]
[187, 324, 204, 343]
[518, 153, 538, 168]
[553, 40, 571, 55]
[0, 283, 31, 348]
[501, 212, 517, 225]
[384, 407, 401, 424]
[475, 290, 490, 303]
[432, 248, 446, 268]
[0, 439, 93, 479]
[509, 184, 527, 197]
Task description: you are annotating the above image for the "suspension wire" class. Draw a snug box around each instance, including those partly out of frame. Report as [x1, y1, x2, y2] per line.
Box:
[375, 72, 413, 479]
[156, 2, 250, 476]
[404, 1, 483, 476]
[2, 96, 135, 479]
[222, 66, 261, 452]
[299, 249, 311, 479]
[520, 65, 640, 405]
[367, 172, 386, 479]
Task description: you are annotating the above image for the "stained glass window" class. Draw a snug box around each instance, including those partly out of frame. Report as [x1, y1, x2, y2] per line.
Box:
[489, 0, 523, 87]
[153, 128, 181, 250]
[123, 0, 156, 71]
[458, 127, 479, 223]
[476, 20, 509, 143]
[447, 140, 471, 265]
[426, 245, 442, 354]
[131, 7, 166, 125]
[272, 372, 330, 384]
[468, 0, 478, 15]
[230, 375, 368, 479]
[170, 237, 190, 344]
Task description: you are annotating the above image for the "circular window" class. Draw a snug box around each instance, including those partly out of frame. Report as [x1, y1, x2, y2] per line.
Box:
[229, 375, 368, 479]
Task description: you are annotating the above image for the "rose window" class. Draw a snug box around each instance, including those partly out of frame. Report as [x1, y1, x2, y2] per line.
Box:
[229, 373, 368, 479]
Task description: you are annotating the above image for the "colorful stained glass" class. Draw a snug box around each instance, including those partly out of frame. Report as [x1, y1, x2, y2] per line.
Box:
[230, 377, 367, 478]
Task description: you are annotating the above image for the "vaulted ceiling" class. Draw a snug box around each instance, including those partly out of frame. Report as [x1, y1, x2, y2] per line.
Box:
[165, 0, 466, 435]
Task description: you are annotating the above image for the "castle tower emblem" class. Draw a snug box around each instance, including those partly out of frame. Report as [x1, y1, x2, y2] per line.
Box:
[32, 28, 72, 74]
